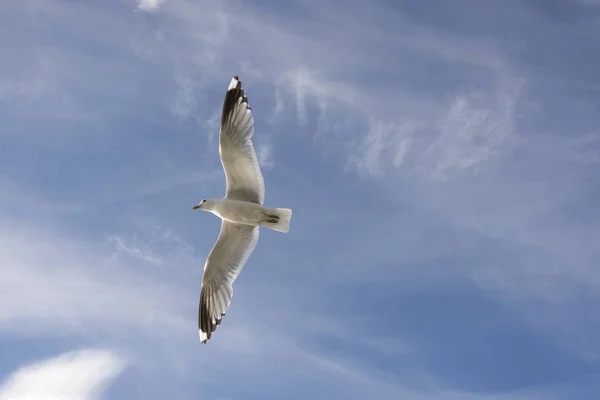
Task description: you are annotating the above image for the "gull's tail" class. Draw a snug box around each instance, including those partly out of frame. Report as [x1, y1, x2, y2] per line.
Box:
[262, 208, 292, 233]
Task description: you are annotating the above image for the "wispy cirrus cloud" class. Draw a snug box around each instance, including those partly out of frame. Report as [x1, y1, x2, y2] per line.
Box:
[0, 221, 192, 341]
[3, 0, 600, 399]
[2, 197, 585, 400]
[130, 0, 525, 180]
[131, 0, 600, 375]
[417, 78, 524, 181]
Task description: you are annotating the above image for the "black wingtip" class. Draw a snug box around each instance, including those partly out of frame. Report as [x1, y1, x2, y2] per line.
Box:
[198, 288, 227, 344]
[221, 75, 250, 128]
[227, 75, 242, 92]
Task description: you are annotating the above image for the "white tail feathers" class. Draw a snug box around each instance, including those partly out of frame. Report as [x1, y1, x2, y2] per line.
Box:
[268, 208, 292, 233]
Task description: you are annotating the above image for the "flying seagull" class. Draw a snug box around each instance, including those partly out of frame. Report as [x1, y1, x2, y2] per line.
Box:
[192, 76, 292, 343]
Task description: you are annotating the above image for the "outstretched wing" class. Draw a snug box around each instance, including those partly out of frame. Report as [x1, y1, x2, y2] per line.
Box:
[219, 76, 265, 204]
[198, 220, 259, 343]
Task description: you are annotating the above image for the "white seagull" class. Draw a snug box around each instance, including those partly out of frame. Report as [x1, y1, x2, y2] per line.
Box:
[192, 76, 292, 343]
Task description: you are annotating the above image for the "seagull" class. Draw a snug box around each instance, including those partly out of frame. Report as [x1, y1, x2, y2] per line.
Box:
[192, 76, 292, 343]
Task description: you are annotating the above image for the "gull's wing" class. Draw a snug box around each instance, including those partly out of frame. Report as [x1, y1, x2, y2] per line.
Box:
[198, 220, 259, 343]
[219, 76, 265, 204]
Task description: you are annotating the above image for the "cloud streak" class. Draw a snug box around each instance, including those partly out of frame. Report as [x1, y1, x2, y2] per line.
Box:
[0, 221, 193, 341]
[130, 0, 527, 181]
[0, 349, 125, 400]
[2, 0, 600, 399]
[137, 0, 165, 12]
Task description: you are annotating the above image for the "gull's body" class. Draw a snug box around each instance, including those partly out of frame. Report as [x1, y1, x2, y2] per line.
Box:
[199, 198, 290, 231]
[192, 76, 292, 343]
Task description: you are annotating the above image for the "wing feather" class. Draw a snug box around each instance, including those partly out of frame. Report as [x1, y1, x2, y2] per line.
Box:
[219, 76, 265, 204]
[198, 220, 259, 343]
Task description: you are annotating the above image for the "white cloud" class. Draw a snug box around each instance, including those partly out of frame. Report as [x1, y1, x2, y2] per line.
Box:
[128, 0, 520, 181]
[109, 234, 162, 265]
[169, 71, 200, 120]
[0, 222, 193, 341]
[0, 349, 125, 400]
[0, 220, 404, 397]
[7, 0, 530, 184]
[349, 119, 416, 175]
[274, 68, 523, 180]
[5, 1, 599, 396]
[256, 142, 275, 170]
[418, 78, 524, 181]
[276, 68, 357, 124]
[137, 0, 165, 12]
[0, 216, 536, 399]
[411, 126, 600, 359]
[106, 217, 202, 276]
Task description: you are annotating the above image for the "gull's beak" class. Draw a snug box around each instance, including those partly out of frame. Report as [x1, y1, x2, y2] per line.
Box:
[192, 204, 201, 210]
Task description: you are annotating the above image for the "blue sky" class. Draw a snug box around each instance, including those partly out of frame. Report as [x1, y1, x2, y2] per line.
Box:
[1, 0, 600, 398]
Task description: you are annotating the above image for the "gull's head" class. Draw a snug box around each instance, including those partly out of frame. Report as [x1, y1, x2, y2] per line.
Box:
[192, 198, 216, 211]
[192, 199, 207, 210]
